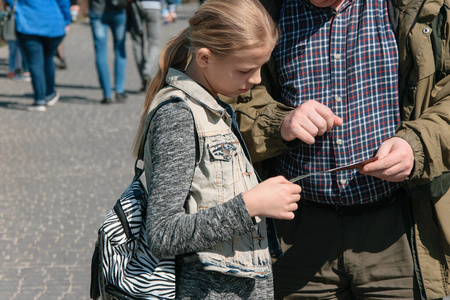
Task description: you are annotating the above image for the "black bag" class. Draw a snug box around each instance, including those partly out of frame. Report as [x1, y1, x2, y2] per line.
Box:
[1, 0, 17, 41]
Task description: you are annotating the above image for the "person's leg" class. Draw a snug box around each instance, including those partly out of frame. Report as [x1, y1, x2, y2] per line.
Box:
[17, 33, 47, 106]
[18, 42, 30, 74]
[272, 204, 350, 299]
[14, 46, 23, 73]
[142, 8, 161, 84]
[7, 40, 18, 77]
[55, 40, 67, 69]
[89, 11, 113, 100]
[347, 197, 415, 299]
[166, 0, 180, 22]
[129, 18, 145, 84]
[272, 198, 415, 299]
[109, 9, 127, 96]
[13, 43, 32, 81]
[42, 35, 65, 103]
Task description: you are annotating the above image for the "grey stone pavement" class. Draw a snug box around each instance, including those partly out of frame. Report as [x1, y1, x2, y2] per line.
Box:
[0, 3, 198, 299]
[2, 4, 450, 300]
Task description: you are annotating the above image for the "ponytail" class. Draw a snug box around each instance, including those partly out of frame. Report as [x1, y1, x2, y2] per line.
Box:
[132, 28, 191, 158]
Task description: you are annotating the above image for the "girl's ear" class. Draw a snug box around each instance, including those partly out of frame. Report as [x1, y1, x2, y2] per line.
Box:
[196, 48, 212, 69]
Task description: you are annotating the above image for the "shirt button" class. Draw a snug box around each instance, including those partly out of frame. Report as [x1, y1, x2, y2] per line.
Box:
[336, 139, 343, 145]
[335, 95, 342, 102]
[340, 179, 347, 185]
[336, 13, 342, 18]
[334, 53, 341, 60]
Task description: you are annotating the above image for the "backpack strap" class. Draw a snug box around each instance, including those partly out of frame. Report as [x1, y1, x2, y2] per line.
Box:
[113, 201, 133, 240]
[137, 97, 200, 164]
[138, 98, 182, 161]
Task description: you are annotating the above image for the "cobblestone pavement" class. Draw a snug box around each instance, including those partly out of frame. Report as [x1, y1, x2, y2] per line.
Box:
[0, 4, 197, 299]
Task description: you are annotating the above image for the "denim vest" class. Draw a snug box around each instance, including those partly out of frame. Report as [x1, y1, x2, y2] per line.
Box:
[145, 68, 272, 279]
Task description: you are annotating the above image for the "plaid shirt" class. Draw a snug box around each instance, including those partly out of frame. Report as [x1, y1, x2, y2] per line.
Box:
[274, 0, 401, 205]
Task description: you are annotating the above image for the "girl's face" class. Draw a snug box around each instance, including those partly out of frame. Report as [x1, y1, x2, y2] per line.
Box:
[198, 45, 273, 99]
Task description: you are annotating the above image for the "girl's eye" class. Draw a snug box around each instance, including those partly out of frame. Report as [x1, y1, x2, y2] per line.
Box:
[239, 70, 251, 74]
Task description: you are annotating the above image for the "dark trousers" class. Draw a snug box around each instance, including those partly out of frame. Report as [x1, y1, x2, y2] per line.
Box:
[17, 33, 64, 105]
[272, 195, 419, 299]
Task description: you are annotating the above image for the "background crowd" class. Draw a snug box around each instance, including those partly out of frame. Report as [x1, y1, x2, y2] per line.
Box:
[0, 0, 187, 110]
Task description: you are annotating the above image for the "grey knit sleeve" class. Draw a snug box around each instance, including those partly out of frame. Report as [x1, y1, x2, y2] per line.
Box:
[145, 101, 255, 258]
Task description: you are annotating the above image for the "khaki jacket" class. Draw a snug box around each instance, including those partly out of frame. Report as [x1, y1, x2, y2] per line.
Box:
[227, 0, 450, 298]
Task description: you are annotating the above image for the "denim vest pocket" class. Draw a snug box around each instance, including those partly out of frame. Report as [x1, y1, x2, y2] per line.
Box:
[208, 140, 239, 186]
[207, 136, 246, 199]
[209, 142, 237, 161]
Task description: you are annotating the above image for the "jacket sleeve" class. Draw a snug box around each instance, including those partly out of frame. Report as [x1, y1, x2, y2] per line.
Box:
[395, 75, 450, 198]
[394, 1, 450, 198]
[227, 85, 302, 163]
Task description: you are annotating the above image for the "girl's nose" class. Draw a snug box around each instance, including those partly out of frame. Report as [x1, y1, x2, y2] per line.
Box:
[248, 69, 262, 85]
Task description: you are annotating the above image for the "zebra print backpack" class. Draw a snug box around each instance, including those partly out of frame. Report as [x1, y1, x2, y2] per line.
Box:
[90, 162, 176, 300]
[90, 99, 188, 300]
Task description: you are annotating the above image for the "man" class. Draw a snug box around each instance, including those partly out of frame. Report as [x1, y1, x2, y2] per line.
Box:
[231, 0, 450, 298]
[89, 0, 128, 104]
[128, 0, 162, 92]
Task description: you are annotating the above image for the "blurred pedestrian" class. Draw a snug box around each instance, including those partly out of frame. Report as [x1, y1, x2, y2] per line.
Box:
[161, 0, 179, 24]
[5, 0, 71, 112]
[0, 0, 30, 81]
[128, 0, 161, 92]
[54, 0, 79, 70]
[89, 0, 128, 104]
[7, 40, 31, 81]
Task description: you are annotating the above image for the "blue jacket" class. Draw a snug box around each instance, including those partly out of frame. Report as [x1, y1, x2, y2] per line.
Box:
[6, 0, 71, 37]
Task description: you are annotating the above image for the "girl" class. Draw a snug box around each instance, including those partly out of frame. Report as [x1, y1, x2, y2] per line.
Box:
[133, 0, 301, 298]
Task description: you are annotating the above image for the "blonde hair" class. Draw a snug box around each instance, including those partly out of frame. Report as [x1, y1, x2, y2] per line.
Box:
[132, 0, 278, 158]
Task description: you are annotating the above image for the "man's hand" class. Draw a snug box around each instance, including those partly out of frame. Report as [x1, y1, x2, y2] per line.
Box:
[359, 137, 414, 182]
[281, 100, 343, 144]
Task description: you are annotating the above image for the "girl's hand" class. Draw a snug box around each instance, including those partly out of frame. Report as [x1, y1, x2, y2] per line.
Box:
[243, 176, 301, 220]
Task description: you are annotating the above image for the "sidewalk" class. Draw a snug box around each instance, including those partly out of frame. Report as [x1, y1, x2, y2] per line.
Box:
[0, 4, 198, 299]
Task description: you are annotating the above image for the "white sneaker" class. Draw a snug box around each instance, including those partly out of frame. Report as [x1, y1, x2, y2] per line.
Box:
[12, 74, 31, 82]
[21, 75, 32, 82]
[27, 104, 47, 112]
[46, 91, 60, 107]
